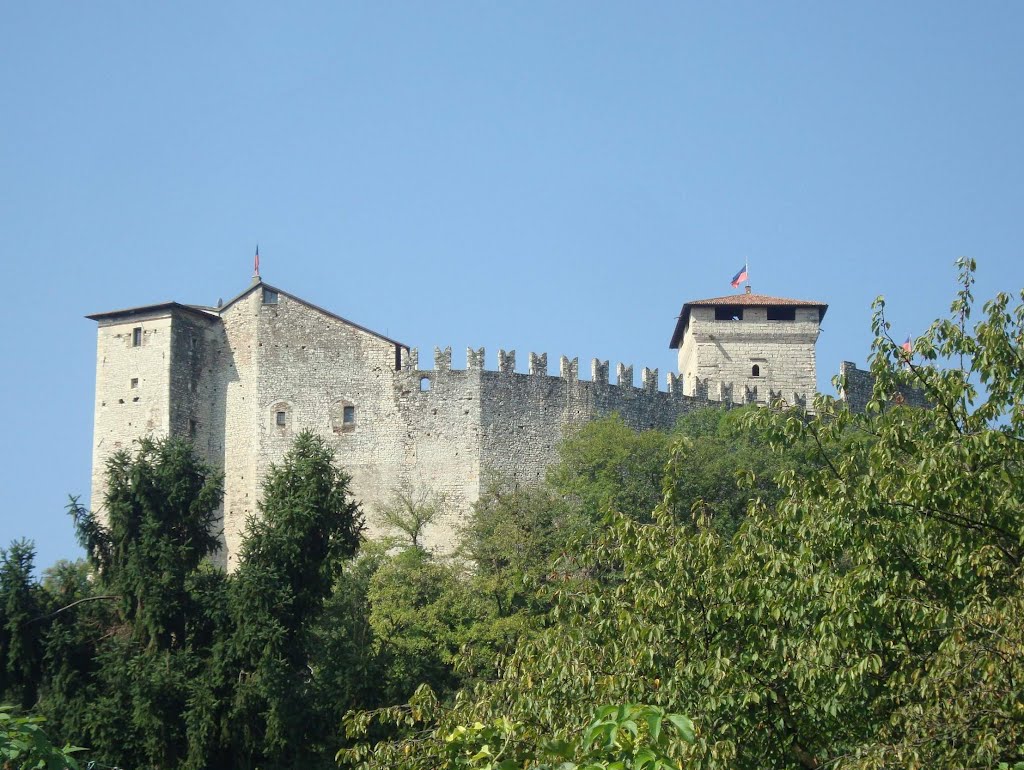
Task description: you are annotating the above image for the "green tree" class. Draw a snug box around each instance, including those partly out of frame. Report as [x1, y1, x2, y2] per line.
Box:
[70, 436, 223, 651]
[460, 481, 576, 613]
[0, 541, 45, 710]
[55, 437, 224, 769]
[366, 547, 484, 704]
[665, 405, 818, 535]
[377, 483, 447, 551]
[195, 431, 364, 770]
[547, 415, 671, 523]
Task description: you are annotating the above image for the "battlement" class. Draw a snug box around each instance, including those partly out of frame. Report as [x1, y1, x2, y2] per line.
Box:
[401, 346, 689, 396]
[399, 345, 808, 408]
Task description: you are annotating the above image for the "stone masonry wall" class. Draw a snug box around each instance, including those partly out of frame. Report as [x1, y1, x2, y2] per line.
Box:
[678, 306, 819, 409]
[90, 313, 175, 514]
[246, 291, 482, 557]
[218, 293, 260, 569]
[477, 353, 708, 490]
[839, 361, 929, 412]
[168, 309, 231, 567]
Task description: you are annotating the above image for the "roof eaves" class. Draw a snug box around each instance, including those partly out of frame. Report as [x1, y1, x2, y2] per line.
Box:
[86, 302, 219, 323]
[669, 295, 829, 349]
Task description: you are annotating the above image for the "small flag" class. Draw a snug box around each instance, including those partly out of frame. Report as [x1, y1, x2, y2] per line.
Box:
[254, 245, 260, 277]
[901, 335, 912, 353]
[730, 262, 749, 289]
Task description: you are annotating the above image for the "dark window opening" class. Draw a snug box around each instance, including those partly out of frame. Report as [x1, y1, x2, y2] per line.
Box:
[714, 306, 744, 321]
[132, 327, 142, 346]
[188, 419, 197, 438]
[262, 288, 279, 305]
[420, 377, 431, 392]
[767, 306, 796, 321]
[130, 378, 139, 389]
[275, 411, 286, 427]
[752, 365, 760, 377]
[343, 406, 356, 425]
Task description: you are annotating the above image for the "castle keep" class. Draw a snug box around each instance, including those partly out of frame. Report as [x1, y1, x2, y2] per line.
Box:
[89, 278, 827, 567]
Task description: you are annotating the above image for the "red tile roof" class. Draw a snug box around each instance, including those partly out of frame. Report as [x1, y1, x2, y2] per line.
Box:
[669, 293, 828, 348]
[685, 292, 827, 308]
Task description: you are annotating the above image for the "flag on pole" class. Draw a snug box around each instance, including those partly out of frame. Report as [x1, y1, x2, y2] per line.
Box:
[254, 245, 260, 277]
[730, 262, 749, 289]
[901, 335, 912, 353]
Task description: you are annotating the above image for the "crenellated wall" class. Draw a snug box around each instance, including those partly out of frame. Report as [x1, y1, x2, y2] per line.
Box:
[383, 345, 727, 552]
[90, 280, 838, 566]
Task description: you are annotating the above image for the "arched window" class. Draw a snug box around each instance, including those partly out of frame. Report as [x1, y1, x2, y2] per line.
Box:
[751, 364, 760, 377]
[420, 376, 432, 392]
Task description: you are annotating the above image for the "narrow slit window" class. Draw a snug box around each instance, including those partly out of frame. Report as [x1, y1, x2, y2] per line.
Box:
[132, 327, 142, 347]
[752, 364, 760, 377]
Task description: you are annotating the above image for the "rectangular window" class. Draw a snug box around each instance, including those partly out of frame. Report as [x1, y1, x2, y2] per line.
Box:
[714, 306, 744, 321]
[188, 419, 197, 438]
[343, 405, 356, 425]
[767, 306, 796, 321]
[262, 289, 279, 305]
[132, 327, 142, 346]
[276, 411, 287, 427]
[130, 378, 139, 389]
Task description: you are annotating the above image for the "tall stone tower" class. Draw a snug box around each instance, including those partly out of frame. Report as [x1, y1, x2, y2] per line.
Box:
[669, 288, 827, 408]
[87, 300, 225, 520]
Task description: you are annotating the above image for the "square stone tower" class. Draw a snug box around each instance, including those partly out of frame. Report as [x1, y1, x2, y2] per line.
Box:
[669, 288, 827, 408]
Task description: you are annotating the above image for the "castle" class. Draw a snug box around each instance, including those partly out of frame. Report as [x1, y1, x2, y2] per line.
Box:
[88, 276, 828, 568]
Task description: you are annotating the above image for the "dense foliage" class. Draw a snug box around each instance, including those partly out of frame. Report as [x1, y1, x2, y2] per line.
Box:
[0, 433, 369, 769]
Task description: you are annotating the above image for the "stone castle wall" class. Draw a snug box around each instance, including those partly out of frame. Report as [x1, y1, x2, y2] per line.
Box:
[240, 288, 729, 555]
[90, 282, 850, 567]
[839, 361, 929, 413]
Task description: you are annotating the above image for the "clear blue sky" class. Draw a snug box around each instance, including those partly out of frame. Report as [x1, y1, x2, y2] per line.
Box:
[1, 2, 1022, 570]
